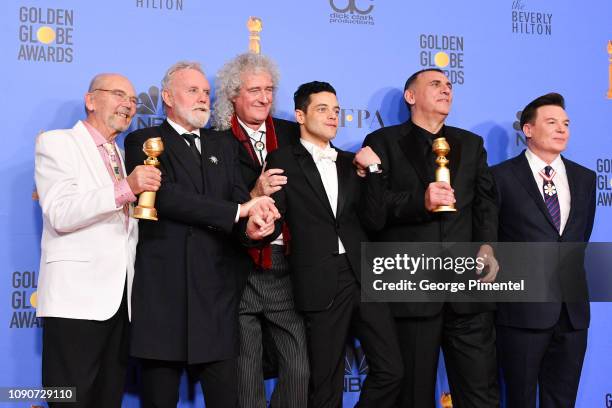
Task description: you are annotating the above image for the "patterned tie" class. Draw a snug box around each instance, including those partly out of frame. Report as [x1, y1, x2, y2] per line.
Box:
[102, 143, 124, 181]
[182, 133, 201, 165]
[102, 142, 129, 226]
[541, 165, 561, 231]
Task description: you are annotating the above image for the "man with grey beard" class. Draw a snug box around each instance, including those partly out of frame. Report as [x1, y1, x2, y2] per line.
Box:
[124, 61, 279, 407]
[35, 73, 161, 407]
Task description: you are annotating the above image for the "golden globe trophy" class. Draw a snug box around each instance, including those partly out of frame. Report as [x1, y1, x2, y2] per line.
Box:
[432, 137, 457, 212]
[440, 392, 453, 408]
[133, 137, 164, 221]
[247, 16, 263, 54]
[607, 40, 612, 99]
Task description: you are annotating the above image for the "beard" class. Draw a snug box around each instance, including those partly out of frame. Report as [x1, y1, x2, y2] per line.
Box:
[107, 109, 133, 132]
[175, 103, 210, 129]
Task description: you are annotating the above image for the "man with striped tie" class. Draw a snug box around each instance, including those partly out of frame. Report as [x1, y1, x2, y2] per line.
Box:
[491, 92, 597, 408]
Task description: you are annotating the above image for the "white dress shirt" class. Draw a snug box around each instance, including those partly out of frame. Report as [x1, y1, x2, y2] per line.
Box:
[300, 138, 345, 254]
[167, 118, 201, 152]
[236, 118, 284, 245]
[524, 149, 571, 234]
[237, 116, 267, 163]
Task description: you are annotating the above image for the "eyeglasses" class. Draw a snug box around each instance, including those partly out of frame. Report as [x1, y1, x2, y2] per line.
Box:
[92, 88, 139, 105]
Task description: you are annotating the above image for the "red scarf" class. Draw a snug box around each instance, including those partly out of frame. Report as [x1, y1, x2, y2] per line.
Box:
[230, 114, 291, 269]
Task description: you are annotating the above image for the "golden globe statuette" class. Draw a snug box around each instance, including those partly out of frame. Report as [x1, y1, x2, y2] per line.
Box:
[440, 392, 453, 408]
[247, 16, 263, 54]
[432, 137, 457, 213]
[133, 137, 164, 221]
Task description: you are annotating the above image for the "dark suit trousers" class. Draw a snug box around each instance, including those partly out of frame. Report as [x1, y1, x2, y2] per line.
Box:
[303, 255, 403, 408]
[237, 245, 309, 408]
[140, 357, 237, 408]
[42, 288, 129, 408]
[497, 306, 587, 408]
[396, 306, 499, 408]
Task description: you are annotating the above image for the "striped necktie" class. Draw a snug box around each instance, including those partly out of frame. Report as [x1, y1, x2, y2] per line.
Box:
[540, 165, 561, 231]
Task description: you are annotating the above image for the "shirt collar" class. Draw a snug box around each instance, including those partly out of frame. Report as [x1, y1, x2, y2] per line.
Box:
[166, 117, 201, 137]
[82, 120, 110, 147]
[236, 116, 266, 137]
[411, 120, 444, 145]
[300, 138, 331, 156]
[525, 148, 565, 174]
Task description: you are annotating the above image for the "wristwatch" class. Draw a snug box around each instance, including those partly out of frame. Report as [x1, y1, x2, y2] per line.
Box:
[367, 163, 382, 174]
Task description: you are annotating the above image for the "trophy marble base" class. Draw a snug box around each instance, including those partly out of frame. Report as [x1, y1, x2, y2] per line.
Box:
[433, 205, 457, 213]
[134, 206, 158, 221]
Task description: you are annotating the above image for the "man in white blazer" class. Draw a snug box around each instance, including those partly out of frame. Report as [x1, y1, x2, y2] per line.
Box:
[34, 73, 161, 407]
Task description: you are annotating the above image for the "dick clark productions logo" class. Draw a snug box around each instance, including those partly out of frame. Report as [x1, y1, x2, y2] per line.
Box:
[329, 0, 375, 26]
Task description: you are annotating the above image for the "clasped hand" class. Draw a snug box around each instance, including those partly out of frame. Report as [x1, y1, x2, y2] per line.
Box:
[241, 196, 281, 240]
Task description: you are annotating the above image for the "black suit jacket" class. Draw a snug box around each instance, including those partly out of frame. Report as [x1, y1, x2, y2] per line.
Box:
[491, 151, 596, 330]
[220, 117, 300, 379]
[124, 120, 251, 364]
[221, 117, 300, 189]
[362, 120, 498, 317]
[266, 143, 379, 312]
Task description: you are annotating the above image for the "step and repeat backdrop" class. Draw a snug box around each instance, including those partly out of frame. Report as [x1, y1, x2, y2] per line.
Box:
[1, 1, 611, 407]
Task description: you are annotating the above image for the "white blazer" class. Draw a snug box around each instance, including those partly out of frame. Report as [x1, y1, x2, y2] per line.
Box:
[35, 120, 138, 321]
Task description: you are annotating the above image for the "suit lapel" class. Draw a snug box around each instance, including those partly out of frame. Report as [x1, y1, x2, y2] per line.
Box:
[561, 156, 576, 235]
[335, 151, 352, 218]
[238, 140, 261, 171]
[200, 130, 228, 195]
[397, 122, 431, 187]
[72, 121, 128, 228]
[235, 124, 262, 170]
[161, 121, 203, 193]
[72, 121, 108, 188]
[510, 152, 558, 232]
[294, 143, 336, 219]
[445, 128, 462, 184]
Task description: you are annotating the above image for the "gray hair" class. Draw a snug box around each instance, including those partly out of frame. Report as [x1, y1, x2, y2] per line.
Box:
[211, 53, 280, 130]
[161, 61, 206, 108]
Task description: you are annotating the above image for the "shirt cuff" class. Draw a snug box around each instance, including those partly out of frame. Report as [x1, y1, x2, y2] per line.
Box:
[115, 179, 137, 208]
[235, 204, 241, 223]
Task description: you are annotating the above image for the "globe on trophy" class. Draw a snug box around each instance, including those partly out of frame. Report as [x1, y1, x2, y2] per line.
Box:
[432, 137, 457, 213]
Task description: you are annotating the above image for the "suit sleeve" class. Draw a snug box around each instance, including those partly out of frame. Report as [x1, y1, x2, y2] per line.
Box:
[35, 131, 119, 233]
[264, 150, 287, 243]
[583, 170, 597, 242]
[471, 138, 498, 242]
[124, 131, 240, 234]
[361, 133, 430, 231]
[228, 138, 256, 245]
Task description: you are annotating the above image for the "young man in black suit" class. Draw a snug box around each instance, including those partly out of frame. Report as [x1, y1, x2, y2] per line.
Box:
[361, 68, 500, 407]
[124, 61, 278, 408]
[265, 81, 403, 407]
[492, 93, 596, 408]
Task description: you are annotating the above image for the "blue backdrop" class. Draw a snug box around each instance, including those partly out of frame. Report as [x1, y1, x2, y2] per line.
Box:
[1, 1, 611, 406]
